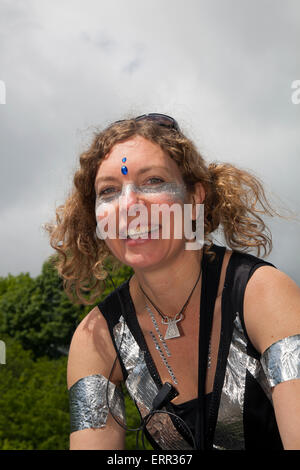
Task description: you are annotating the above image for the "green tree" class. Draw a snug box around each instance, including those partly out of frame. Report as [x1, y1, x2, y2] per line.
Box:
[0, 334, 152, 450]
[0, 257, 133, 359]
[0, 335, 69, 450]
[0, 265, 82, 359]
[0, 257, 144, 450]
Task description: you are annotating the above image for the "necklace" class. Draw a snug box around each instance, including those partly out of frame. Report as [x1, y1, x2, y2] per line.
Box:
[145, 304, 171, 357]
[146, 302, 212, 385]
[139, 268, 202, 340]
[143, 268, 211, 386]
[149, 330, 178, 385]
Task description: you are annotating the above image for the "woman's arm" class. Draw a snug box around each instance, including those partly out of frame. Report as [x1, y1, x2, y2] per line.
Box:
[67, 306, 126, 450]
[244, 266, 300, 449]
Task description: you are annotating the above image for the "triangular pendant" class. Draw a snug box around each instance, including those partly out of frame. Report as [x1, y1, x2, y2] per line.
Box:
[164, 319, 181, 340]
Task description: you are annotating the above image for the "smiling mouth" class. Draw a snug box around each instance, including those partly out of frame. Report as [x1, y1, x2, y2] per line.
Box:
[121, 225, 161, 239]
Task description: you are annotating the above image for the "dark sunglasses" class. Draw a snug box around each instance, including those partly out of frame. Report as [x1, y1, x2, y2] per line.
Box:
[114, 113, 180, 132]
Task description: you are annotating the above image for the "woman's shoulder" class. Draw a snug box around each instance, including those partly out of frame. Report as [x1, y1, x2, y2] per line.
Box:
[67, 305, 124, 389]
[243, 263, 300, 355]
[71, 304, 110, 343]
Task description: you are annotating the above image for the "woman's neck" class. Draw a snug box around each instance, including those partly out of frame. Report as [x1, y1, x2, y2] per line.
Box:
[130, 248, 203, 317]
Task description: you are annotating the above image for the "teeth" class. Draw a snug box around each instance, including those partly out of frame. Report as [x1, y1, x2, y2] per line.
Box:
[128, 227, 148, 236]
[127, 226, 160, 238]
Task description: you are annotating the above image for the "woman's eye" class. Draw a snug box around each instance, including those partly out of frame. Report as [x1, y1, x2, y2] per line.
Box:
[98, 187, 117, 197]
[97, 179, 165, 198]
[146, 177, 164, 184]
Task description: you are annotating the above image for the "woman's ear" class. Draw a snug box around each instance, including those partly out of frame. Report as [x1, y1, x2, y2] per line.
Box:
[191, 182, 205, 221]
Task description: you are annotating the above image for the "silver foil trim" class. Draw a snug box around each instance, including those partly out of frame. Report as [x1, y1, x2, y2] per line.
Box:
[213, 312, 271, 450]
[214, 312, 248, 449]
[113, 318, 159, 412]
[260, 334, 300, 388]
[113, 316, 193, 450]
[69, 374, 126, 433]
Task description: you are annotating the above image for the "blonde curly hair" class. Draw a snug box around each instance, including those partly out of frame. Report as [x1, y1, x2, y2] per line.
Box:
[43, 117, 285, 305]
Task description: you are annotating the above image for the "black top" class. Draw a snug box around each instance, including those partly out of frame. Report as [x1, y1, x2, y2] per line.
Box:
[98, 244, 283, 450]
[171, 394, 212, 442]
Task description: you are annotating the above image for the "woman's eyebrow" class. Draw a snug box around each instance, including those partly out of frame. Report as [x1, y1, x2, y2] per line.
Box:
[137, 165, 168, 175]
[95, 166, 169, 187]
[95, 175, 119, 186]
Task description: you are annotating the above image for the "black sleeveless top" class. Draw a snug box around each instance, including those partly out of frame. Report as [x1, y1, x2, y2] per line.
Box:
[172, 395, 212, 444]
[98, 244, 284, 450]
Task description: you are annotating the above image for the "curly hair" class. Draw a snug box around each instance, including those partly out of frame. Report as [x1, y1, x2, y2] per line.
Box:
[43, 117, 288, 305]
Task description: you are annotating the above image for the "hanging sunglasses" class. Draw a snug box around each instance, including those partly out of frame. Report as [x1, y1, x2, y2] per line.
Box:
[114, 113, 180, 132]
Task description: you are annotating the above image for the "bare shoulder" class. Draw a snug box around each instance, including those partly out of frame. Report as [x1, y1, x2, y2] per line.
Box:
[67, 305, 123, 389]
[244, 265, 300, 354]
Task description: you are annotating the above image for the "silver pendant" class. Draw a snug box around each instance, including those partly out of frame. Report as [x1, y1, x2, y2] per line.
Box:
[164, 319, 181, 340]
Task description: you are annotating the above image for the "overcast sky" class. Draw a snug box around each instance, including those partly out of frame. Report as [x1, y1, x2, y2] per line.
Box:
[0, 0, 299, 284]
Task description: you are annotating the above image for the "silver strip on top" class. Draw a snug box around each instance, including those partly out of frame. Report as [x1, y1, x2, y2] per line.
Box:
[113, 315, 194, 450]
[213, 312, 271, 450]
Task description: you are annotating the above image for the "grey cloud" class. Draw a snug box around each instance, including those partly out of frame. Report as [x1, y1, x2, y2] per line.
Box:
[0, 0, 299, 283]
[80, 31, 117, 51]
[122, 56, 143, 75]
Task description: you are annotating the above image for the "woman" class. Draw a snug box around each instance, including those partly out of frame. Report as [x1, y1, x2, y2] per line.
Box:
[45, 113, 300, 450]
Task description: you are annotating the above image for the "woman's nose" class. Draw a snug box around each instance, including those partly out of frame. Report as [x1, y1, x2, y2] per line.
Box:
[119, 184, 140, 210]
[118, 185, 148, 230]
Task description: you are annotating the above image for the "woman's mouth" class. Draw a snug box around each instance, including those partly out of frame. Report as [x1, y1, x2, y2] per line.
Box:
[128, 225, 160, 238]
[122, 225, 161, 244]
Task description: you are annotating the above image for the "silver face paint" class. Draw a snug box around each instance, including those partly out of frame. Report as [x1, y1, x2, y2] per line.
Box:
[95, 181, 190, 241]
[68, 374, 126, 433]
[260, 334, 300, 387]
[95, 181, 187, 208]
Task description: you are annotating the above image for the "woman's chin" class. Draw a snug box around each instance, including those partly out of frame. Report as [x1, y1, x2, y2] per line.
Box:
[105, 235, 185, 270]
[122, 250, 163, 270]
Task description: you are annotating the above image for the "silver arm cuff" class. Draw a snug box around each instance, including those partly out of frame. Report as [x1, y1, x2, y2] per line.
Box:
[260, 334, 300, 388]
[69, 374, 126, 433]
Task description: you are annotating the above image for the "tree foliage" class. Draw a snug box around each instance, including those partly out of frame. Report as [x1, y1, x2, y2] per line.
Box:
[0, 335, 69, 450]
[0, 256, 153, 450]
[0, 257, 133, 359]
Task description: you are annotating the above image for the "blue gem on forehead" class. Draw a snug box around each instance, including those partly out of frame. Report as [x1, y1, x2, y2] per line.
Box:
[121, 156, 128, 175]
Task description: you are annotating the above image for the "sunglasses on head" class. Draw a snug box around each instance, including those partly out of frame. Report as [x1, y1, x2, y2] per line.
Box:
[114, 113, 180, 132]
